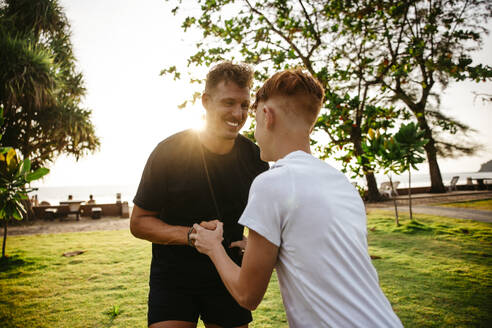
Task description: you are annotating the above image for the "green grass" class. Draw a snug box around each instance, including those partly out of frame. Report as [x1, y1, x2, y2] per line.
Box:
[1, 212, 491, 327]
[0, 230, 286, 328]
[0, 230, 151, 328]
[368, 210, 492, 327]
[436, 198, 492, 211]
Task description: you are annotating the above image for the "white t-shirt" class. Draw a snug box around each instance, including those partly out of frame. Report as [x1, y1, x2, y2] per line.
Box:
[239, 151, 403, 328]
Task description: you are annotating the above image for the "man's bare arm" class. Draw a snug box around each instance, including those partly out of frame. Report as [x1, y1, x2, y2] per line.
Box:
[192, 222, 278, 310]
[130, 204, 190, 245]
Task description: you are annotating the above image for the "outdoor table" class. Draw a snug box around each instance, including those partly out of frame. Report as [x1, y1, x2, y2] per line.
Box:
[59, 200, 85, 220]
[470, 178, 492, 190]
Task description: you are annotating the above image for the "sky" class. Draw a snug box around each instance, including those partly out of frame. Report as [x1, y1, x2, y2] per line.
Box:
[34, 0, 492, 188]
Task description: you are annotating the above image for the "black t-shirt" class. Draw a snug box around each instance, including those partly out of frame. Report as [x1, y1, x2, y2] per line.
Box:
[133, 129, 269, 290]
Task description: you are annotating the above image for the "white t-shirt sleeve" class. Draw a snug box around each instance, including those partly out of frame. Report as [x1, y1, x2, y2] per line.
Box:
[239, 170, 286, 247]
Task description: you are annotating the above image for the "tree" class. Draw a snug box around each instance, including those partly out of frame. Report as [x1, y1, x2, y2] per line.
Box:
[0, 109, 48, 259]
[352, 0, 492, 193]
[312, 13, 409, 201]
[365, 122, 428, 223]
[0, 0, 99, 170]
[315, 94, 404, 202]
[164, 0, 404, 201]
[165, 0, 492, 196]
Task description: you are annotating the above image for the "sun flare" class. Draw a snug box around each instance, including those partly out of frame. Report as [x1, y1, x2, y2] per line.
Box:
[185, 107, 205, 131]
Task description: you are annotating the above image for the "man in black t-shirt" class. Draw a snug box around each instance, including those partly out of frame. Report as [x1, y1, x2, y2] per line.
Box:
[131, 62, 268, 328]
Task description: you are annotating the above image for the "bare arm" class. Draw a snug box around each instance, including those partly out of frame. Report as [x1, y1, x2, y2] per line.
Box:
[191, 222, 278, 310]
[130, 204, 189, 245]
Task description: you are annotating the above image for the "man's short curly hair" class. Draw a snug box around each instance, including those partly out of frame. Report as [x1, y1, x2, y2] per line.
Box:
[205, 61, 254, 94]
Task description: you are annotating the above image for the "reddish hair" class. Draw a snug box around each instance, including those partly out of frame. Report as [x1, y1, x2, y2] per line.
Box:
[253, 69, 324, 125]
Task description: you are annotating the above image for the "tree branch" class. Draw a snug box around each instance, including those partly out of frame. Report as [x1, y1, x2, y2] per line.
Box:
[244, 0, 314, 73]
[298, 0, 322, 59]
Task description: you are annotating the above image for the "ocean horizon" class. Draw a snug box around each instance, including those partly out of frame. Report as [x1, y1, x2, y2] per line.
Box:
[29, 170, 492, 206]
[29, 184, 137, 207]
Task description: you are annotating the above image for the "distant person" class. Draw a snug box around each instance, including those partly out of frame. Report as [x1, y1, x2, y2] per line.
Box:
[30, 195, 39, 207]
[191, 70, 403, 327]
[87, 194, 95, 204]
[130, 62, 268, 327]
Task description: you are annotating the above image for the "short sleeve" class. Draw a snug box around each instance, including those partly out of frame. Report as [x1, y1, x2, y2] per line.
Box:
[133, 145, 165, 212]
[238, 170, 285, 247]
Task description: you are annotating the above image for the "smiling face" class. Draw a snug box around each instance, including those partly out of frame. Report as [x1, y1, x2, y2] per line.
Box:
[203, 80, 250, 141]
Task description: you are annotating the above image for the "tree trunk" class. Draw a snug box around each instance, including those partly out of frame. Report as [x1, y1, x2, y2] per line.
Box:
[415, 110, 446, 193]
[408, 169, 413, 220]
[424, 139, 446, 193]
[352, 128, 382, 202]
[2, 220, 7, 259]
[388, 175, 400, 226]
[365, 172, 382, 202]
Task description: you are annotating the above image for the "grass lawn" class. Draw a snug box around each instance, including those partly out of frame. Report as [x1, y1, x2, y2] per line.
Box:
[367, 210, 492, 327]
[1, 212, 491, 327]
[436, 198, 492, 211]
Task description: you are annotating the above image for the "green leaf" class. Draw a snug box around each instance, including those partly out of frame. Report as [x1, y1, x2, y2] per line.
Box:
[12, 209, 22, 221]
[19, 159, 31, 176]
[26, 168, 50, 182]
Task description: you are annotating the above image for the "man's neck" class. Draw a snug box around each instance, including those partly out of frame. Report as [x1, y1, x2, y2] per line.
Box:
[199, 130, 236, 155]
[270, 136, 311, 162]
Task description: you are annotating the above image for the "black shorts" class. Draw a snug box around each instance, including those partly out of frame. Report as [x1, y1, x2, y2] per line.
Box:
[148, 283, 252, 327]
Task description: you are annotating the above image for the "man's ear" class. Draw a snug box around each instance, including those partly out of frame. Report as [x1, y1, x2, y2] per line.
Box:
[264, 106, 275, 129]
[202, 93, 210, 111]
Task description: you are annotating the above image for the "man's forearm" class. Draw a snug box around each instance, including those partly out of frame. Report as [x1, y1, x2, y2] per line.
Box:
[130, 215, 189, 245]
[209, 246, 258, 310]
[191, 223, 273, 310]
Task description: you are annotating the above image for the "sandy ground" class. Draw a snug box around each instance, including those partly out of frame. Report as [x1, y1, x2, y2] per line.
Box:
[3, 215, 131, 236]
[2, 191, 491, 236]
[364, 190, 492, 208]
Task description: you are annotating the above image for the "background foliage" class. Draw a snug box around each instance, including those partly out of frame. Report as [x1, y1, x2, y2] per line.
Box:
[0, 0, 99, 171]
[164, 0, 492, 196]
[0, 108, 48, 258]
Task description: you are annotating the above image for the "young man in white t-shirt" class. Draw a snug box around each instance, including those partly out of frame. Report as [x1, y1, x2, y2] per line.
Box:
[190, 70, 403, 328]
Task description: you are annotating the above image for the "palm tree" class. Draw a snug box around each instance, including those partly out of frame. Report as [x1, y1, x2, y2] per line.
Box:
[0, 0, 99, 170]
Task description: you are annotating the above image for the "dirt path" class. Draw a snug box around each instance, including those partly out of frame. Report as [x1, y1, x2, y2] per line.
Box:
[3, 215, 130, 236]
[365, 190, 492, 208]
[2, 191, 491, 236]
[370, 205, 492, 222]
[365, 191, 492, 222]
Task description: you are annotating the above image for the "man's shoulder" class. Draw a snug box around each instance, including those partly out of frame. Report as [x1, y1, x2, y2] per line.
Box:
[154, 129, 197, 153]
[236, 134, 269, 170]
[145, 129, 197, 167]
[158, 129, 195, 146]
[236, 134, 260, 151]
[277, 152, 333, 176]
[251, 165, 287, 192]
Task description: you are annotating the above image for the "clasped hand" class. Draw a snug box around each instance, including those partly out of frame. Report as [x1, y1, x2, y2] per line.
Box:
[190, 220, 223, 256]
[190, 220, 247, 256]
